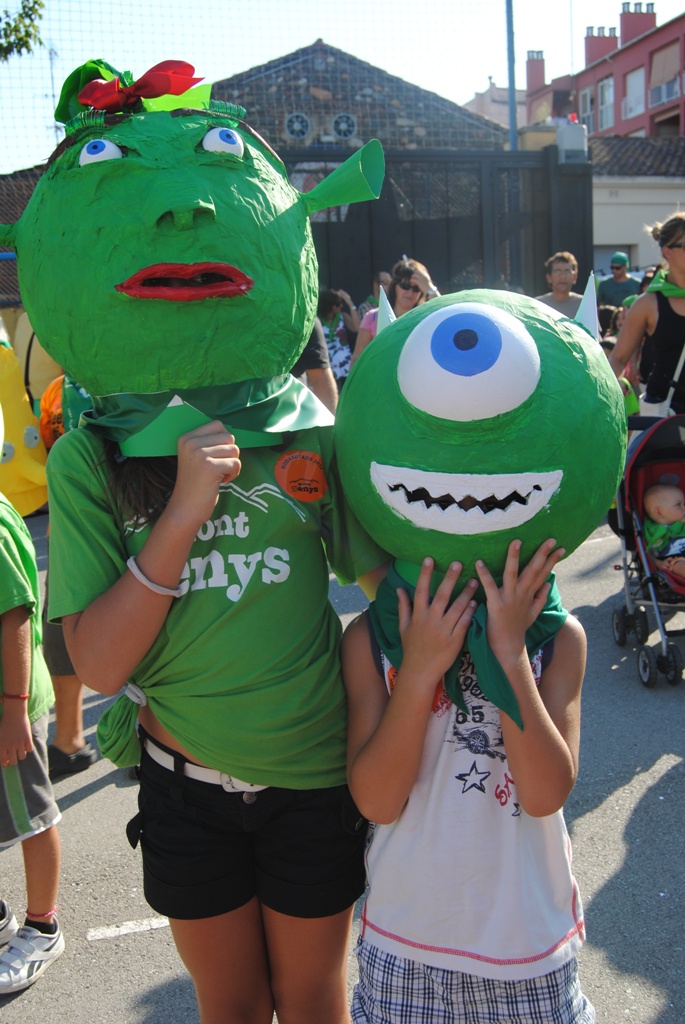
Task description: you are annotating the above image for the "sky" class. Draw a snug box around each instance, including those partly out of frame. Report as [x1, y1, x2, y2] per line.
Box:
[1, 0, 684, 173]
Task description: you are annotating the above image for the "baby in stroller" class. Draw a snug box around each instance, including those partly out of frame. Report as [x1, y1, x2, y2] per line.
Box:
[643, 484, 685, 580]
[611, 416, 685, 687]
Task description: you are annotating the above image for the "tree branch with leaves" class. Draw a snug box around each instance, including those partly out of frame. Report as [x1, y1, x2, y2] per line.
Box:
[0, 0, 43, 62]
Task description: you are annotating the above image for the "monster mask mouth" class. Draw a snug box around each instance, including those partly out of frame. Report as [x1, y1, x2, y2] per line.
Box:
[370, 463, 563, 535]
[115, 263, 254, 301]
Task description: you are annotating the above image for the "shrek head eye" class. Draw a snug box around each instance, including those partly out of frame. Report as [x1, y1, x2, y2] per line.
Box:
[201, 127, 244, 157]
[23, 426, 40, 449]
[79, 138, 124, 166]
[397, 303, 540, 422]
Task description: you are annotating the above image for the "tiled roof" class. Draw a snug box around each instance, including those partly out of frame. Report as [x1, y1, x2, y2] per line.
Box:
[590, 135, 685, 176]
[212, 40, 507, 153]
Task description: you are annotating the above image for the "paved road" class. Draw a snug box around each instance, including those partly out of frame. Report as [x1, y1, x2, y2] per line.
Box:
[2, 513, 684, 1022]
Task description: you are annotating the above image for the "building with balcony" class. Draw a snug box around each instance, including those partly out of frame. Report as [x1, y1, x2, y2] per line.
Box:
[526, 3, 685, 138]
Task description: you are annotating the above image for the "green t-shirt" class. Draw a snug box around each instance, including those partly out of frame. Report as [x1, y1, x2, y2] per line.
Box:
[643, 517, 685, 558]
[0, 492, 53, 723]
[596, 276, 640, 307]
[620, 378, 639, 416]
[46, 426, 385, 787]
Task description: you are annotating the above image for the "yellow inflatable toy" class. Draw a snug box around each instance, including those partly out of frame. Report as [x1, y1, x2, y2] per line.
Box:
[0, 341, 47, 515]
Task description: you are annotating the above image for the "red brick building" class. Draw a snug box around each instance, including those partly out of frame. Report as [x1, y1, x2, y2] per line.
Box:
[526, 3, 685, 138]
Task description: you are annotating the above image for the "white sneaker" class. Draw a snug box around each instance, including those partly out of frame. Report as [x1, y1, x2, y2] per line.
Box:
[0, 925, 64, 994]
[0, 902, 18, 946]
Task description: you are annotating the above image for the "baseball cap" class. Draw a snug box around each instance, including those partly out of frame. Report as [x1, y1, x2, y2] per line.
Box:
[610, 251, 628, 266]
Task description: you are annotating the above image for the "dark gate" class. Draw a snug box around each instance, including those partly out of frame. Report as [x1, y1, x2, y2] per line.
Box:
[290, 147, 593, 300]
[0, 147, 592, 308]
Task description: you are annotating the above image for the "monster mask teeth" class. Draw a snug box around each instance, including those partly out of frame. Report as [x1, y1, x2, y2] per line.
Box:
[370, 463, 563, 535]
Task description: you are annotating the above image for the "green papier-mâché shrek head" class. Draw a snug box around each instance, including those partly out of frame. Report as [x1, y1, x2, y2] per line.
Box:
[0, 60, 384, 453]
[335, 290, 626, 584]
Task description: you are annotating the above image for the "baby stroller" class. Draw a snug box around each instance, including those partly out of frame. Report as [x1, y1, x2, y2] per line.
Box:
[611, 414, 685, 687]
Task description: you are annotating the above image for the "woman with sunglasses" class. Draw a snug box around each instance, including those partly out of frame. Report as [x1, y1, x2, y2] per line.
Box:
[350, 259, 439, 369]
[610, 213, 685, 414]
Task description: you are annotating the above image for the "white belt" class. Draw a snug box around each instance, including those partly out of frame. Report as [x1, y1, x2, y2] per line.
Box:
[143, 738, 267, 793]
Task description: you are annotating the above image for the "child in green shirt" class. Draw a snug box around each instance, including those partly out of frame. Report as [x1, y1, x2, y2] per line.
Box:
[0, 491, 64, 993]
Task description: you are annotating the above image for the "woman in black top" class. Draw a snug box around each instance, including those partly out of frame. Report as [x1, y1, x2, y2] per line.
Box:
[611, 213, 685, 412]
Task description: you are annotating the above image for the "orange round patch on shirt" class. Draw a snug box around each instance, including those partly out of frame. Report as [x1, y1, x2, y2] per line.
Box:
[275, 450, 329, 502]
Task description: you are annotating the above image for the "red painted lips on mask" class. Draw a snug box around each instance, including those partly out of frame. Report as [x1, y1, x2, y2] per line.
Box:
[115, 262, 254, 301]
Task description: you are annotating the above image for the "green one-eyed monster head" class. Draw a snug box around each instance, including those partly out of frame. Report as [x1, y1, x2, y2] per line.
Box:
[335, 290, 626, 582]
[0, 61, 383, 398]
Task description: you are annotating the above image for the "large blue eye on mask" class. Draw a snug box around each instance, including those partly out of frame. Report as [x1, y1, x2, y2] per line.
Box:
[431, 311, 502, 376]
[397, 302, 540, 422]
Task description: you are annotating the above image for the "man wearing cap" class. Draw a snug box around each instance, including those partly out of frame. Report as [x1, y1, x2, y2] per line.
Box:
[597, 252, 640, 307]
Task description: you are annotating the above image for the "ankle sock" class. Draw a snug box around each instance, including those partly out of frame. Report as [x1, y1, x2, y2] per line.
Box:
[24, 917, 58, 935]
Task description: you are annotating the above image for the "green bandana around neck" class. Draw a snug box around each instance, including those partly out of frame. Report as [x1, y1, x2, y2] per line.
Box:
[368, 561, 568, 730]
[81, 375, 333, 456]
[647, 268, 685, 299]
[324, 311, 343, 335]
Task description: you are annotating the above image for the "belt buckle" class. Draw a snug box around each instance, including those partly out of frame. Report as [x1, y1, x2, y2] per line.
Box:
[220, 773, 238, 792]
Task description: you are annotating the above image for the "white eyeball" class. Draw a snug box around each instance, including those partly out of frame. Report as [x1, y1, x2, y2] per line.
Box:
[23, 426, 40, 448]
[79, 138, 124, 165]
[202, 127, 244, 157]
[397, 303, 540, 422]
[1, 442, 14, 463]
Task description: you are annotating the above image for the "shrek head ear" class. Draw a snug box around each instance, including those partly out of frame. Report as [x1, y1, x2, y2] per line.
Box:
[301, 139, 384, 214]
[0, 223, 16, 250]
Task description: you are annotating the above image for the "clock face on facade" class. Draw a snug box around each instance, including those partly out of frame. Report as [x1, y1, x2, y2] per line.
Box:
[285, 112, 312, 140]
[332, 112, 357, 139]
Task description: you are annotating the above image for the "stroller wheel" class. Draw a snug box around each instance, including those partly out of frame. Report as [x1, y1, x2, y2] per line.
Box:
[637, 646, 658, 688]
[612, 607, 628, 647]
[633, 607, 650, 645]
[665, 643, 683, 686]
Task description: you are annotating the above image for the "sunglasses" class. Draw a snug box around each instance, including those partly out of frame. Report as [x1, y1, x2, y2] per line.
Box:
[397, 281, 423, 294]
[666, 243, 684, 249]
[610, 265, 624, 270]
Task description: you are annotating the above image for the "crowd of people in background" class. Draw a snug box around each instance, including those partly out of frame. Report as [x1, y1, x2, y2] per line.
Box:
[302, 217, 685, 426]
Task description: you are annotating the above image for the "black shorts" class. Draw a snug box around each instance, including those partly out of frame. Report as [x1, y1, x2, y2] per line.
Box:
[127, 742, 368, 921]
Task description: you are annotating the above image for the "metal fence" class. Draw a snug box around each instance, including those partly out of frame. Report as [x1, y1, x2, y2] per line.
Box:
[305, 148, 593, 300]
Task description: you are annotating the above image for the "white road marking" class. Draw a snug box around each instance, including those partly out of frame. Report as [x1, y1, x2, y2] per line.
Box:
[87, 917, 169, 941]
